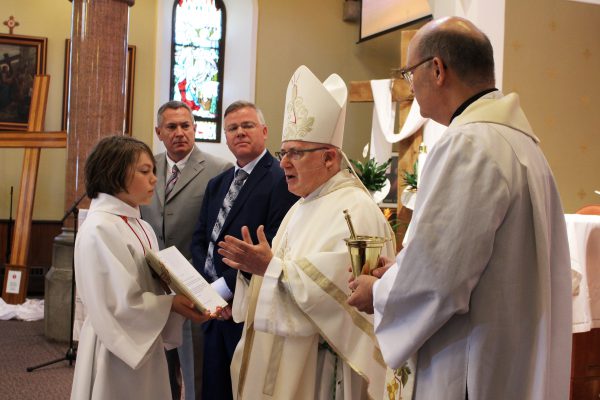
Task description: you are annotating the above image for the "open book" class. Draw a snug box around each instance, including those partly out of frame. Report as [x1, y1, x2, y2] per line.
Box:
[145, 246, 228, 313]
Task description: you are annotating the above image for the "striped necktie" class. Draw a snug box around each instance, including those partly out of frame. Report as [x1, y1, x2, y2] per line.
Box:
[165, 164, 180, 199]
[204, 169, 249, 280]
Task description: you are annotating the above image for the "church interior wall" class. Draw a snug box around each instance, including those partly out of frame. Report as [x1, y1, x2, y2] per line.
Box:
[0, 0, 157, 221]
[128, 0, 159, 155]
[254, 0, 411, 163]
[0, 0, 71, 221]
[503, 0, 600, 212]
[0, 0, 598, 223]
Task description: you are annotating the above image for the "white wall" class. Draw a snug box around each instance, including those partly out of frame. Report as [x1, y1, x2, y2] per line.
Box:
[153, 0, 258, 162]
[428, 0, 505, 89]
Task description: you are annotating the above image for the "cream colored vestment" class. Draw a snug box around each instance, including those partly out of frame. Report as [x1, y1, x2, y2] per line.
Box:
[231, 171, 395, 400]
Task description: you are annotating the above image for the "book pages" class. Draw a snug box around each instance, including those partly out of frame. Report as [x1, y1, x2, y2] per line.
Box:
[145, 246, 227, 313]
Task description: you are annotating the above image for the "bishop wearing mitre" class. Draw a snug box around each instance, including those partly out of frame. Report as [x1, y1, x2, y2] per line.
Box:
[217, 65, 399, 400]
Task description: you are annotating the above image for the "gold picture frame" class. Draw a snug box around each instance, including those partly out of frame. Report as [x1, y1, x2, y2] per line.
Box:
[0, 33, 47, 131]
[61, 40, 136, 134]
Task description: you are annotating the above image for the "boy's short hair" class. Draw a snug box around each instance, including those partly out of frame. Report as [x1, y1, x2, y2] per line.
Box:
[85, 135, 155, 198]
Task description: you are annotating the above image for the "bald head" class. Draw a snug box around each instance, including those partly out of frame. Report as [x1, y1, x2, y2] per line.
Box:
[413, 17, 495, 88]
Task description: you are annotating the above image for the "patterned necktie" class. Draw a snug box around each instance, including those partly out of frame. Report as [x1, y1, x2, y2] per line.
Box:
[165, 164, 180, 199]
[204, 169, 249, 280]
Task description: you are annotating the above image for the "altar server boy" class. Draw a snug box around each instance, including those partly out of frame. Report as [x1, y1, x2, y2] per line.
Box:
[71, 135, 212, 400]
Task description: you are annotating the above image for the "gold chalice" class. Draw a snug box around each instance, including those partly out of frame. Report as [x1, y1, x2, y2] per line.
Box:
[344, 235, 386, 278]
[343, 209, 386, 278]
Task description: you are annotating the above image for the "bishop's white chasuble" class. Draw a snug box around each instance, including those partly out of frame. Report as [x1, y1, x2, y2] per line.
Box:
[231, 171, 396, 400]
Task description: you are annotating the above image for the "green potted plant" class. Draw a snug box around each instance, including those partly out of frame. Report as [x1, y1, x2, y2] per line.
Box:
[401, 160, 418, 191]
[400, 160, 418, 209]
[350, 157, 392, 193]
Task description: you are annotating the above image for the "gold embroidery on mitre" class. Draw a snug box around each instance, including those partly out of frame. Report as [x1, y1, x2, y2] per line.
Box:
[283, 73, 315, 140]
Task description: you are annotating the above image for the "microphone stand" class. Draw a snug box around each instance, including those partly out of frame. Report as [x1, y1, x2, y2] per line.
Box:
[27, 192, 86, 372]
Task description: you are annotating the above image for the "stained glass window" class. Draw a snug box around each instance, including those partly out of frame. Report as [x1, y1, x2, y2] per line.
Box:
[171, 0, 226, 143]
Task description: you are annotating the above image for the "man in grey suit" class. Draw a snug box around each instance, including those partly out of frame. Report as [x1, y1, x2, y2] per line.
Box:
[141, 100, 232, 400]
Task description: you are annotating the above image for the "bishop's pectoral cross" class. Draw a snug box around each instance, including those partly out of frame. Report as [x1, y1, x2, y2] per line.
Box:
[0, 75, 67, 304]
[348, 30, 422, 248]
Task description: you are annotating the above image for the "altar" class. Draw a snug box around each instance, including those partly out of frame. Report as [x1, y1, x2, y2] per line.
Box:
[568, 213, 600, 333]
[566, 213, 600, 399]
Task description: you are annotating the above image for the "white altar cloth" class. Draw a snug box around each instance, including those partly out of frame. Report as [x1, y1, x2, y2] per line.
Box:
[567, 214, 600, 333]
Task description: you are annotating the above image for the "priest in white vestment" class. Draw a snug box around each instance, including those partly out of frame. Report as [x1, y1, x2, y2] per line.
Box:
[218, 65, 396, 400]
[348, 17, 572, 400]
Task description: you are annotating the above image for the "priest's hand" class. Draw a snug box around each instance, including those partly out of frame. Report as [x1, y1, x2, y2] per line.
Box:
[171, 294, 212, 323]
[371, 255, 395, 278]
[347, 275, 377, 314]
[218, 225, 273, 276]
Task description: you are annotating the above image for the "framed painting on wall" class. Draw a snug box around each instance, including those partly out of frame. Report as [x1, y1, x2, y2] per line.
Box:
[62, 40, 136, 134]
[0, 34, 47, 131]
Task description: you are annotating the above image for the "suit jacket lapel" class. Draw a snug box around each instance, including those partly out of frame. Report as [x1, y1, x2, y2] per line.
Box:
[220, 152, 273, 234]
[155, 153, 167, 208]
[167, 147, 205, 202]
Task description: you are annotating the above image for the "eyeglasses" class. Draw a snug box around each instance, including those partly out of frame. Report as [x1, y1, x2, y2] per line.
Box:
[225, 121, 259, 134]
[398, 57, 434, 85]
[275, 147, 329, 161]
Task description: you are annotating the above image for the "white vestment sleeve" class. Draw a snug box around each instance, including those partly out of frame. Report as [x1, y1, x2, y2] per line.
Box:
[255, 256, 316, 336]
[374, 130, 511, 369]
[232, 271, 250, 323]
[373, 263, 399, 329]
[161, 311, 185, 350]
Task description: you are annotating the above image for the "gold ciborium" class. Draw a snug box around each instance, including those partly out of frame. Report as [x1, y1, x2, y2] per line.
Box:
[343, 210, 386, 278]
[345, 235, 387, 277]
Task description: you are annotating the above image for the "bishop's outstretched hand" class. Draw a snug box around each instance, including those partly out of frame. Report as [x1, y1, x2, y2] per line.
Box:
[218, 225, 273, 276]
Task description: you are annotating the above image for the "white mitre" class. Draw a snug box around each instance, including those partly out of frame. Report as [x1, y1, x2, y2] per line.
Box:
[282, 65, 347, 148]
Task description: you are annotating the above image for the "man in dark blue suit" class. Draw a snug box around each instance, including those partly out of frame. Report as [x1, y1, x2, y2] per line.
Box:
[191, 101, 298, 400]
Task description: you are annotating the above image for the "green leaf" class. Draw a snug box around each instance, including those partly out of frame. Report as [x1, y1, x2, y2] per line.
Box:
[350, 157, 392, 191]
[401, 160, 418, 190]
[394, 363, 412, 387]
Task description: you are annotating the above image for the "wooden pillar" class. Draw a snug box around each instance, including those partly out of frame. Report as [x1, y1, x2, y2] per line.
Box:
[64, 0, 134, 216]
